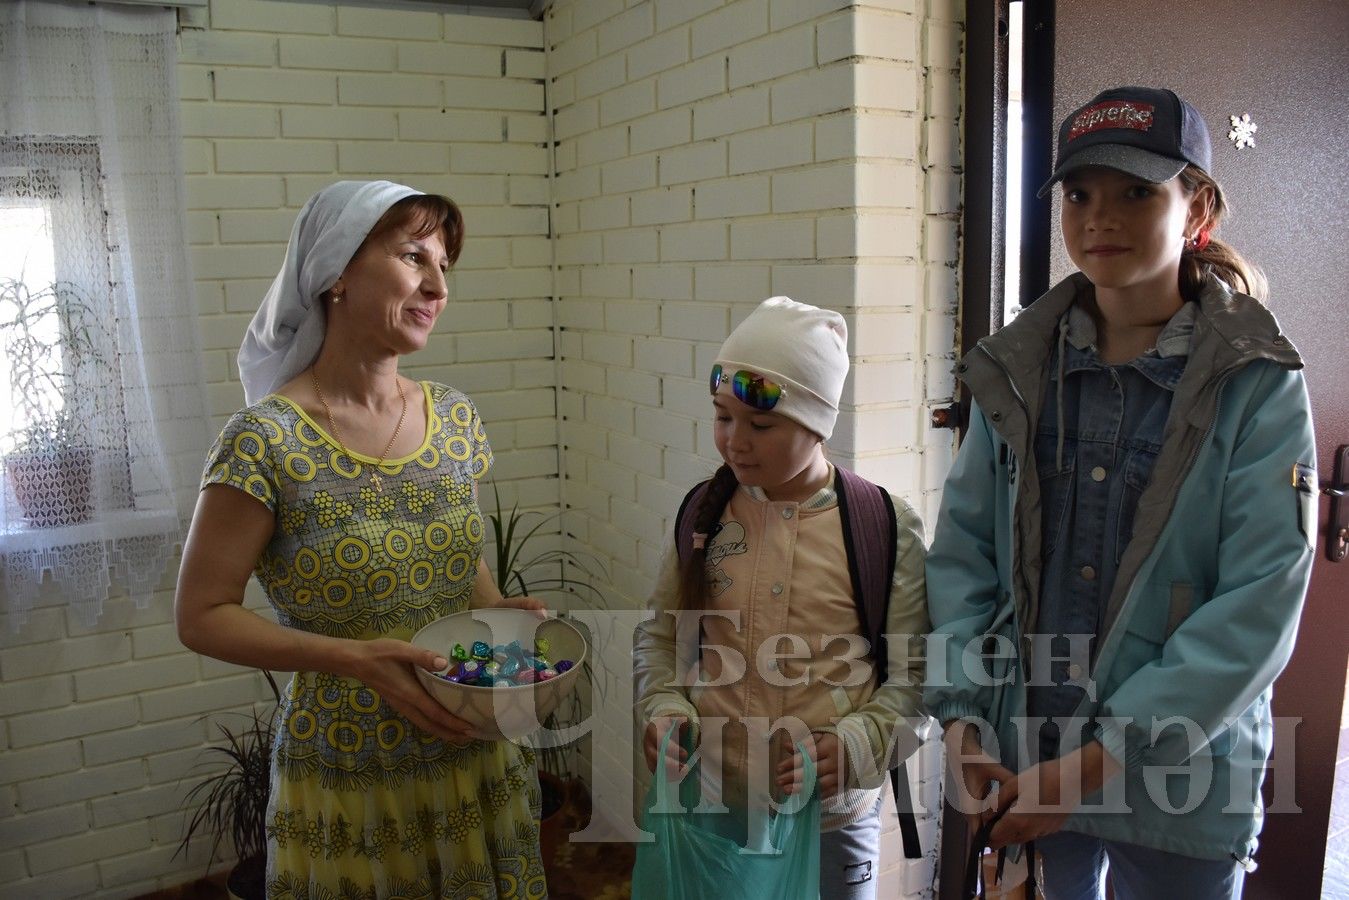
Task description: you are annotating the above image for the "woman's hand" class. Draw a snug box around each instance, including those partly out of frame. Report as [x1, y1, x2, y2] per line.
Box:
[347, 639, 480, 745]
[943, 720, 1018, 833]
[777, 731, 844, 799]
[644, 716, 690, 778]
[469, 559, 546, 618]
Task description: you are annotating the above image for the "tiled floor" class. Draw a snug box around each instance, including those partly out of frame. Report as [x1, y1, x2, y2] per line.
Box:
[1323, 668, 1349, 900]
[1323, 724, 1349, 899]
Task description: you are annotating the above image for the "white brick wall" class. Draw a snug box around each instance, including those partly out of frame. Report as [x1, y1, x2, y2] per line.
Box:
[0, 2, 550, 897]
[3, 1, 967, 896]
[546, 1, 963, 896]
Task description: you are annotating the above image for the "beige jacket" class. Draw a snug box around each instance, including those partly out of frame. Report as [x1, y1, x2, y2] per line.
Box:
[633, 469, 930, 831]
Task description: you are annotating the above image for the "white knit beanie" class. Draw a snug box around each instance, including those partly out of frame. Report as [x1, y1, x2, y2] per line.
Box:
[713, 296, 849, 439]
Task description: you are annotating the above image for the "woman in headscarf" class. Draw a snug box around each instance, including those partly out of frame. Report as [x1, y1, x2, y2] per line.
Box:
[176, 181, 548, 899]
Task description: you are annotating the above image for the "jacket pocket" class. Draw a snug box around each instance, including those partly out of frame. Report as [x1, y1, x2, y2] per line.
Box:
[1034, 436, 1076, 556]
[1104, 589, 1171, 694]
[1117, 446, 1160, 561]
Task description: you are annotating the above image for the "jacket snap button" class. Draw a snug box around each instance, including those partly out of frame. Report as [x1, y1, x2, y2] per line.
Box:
[1080, 565, 1097, 581]
[990, 411, 1002, 421]
[782, 508, 794, 519]
[1091, 466, 1106, 482]
[771, 583, 784, 595]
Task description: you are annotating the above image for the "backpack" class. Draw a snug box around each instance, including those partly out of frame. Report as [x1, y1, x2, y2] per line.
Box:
[673, 467, 922, 858]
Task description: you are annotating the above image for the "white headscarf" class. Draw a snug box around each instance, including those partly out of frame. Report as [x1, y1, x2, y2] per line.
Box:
[237, 180, 423, 404]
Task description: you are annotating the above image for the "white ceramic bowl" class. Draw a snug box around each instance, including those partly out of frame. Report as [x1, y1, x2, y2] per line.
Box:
[411, 608, 588, 741]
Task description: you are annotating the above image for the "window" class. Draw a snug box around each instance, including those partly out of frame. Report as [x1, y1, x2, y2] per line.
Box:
[1, 1, 209, 626]
[0, 140, 136, 517]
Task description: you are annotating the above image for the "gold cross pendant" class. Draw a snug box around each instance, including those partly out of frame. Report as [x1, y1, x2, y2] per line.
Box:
[370, 472, 383, 494]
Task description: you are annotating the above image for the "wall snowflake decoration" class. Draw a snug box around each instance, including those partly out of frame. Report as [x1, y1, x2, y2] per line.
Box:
[1228, 113, 1258, 149]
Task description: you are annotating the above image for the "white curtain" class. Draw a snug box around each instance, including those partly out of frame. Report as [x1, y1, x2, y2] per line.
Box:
[0, 1, 208, 626]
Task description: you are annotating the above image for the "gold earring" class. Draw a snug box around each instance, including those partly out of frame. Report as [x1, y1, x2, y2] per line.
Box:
[331, 291, 343, 303]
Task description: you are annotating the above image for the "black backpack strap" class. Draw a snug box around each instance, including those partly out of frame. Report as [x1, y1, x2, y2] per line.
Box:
[889, 763, 923, 860]
[963, 806, 1038, 899]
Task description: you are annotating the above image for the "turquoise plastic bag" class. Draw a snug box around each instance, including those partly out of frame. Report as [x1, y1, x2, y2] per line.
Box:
[631, 726, 821, 900]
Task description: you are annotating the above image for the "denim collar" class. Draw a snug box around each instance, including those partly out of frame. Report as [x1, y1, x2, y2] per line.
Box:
[1064, 300, 1197, 359]
[1059, 301, 1194, 391]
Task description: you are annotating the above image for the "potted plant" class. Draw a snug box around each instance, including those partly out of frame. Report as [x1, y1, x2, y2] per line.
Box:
[483, 481, 606, 868]
[0, 277, 110, 527]
[176, 670, 280, 900]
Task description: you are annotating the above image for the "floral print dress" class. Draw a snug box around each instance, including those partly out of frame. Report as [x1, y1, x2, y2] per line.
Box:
[203, 382, 546, 900]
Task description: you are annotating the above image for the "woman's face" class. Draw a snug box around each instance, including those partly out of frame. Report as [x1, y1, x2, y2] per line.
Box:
[1060, 166, 1208, 298]
[331, 222, 449, 355]
[712, 395, 823, 498]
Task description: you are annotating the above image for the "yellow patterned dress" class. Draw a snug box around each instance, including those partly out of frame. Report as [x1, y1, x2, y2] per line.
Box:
[202, 381, 547, 900]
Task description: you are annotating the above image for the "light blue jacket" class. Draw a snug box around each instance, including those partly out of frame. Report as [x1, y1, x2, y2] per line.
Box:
[925, 272, 1317, 862]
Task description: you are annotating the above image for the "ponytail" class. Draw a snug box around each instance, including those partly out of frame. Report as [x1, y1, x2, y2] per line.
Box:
[676, 464, 740, 611]
[1178, 166, 1267, 302]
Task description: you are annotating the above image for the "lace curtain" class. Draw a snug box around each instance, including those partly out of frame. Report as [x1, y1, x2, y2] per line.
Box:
[0, 1, 209, 626]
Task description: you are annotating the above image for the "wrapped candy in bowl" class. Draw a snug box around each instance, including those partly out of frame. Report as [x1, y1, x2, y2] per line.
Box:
[411, 608, 587, 741]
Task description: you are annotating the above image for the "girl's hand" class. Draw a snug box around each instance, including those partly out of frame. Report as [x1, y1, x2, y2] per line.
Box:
[777, 731, 844, 799]
[644, 716, 690, 778]
[943, 721, 1018, 833]
[494, 594, 548, 619]
[347, 639, 480, 745]
[986, 742, 1120, 849]
[986, 758, 1069, 849]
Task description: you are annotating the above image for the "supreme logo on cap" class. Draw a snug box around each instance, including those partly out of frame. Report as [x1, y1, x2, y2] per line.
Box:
[1068, 101, 1155, 142]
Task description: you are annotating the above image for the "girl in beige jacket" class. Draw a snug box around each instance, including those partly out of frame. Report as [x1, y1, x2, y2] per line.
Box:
[633, 297, 931, 899]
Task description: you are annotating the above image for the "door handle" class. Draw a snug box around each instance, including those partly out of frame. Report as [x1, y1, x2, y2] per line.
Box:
[1324, 445, 1348, 563]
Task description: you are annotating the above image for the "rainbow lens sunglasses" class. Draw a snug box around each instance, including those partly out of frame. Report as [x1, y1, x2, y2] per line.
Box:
[708, 364, 785, 411]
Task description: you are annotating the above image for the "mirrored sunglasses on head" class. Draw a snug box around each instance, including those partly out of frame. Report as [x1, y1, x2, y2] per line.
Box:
[709, 364, 785, 411]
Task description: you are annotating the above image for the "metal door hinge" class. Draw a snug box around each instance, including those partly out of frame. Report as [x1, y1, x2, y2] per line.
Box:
[931, 403, 965, 431]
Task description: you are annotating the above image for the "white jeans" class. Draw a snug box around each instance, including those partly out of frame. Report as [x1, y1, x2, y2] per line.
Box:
[818, 797, 882, 900]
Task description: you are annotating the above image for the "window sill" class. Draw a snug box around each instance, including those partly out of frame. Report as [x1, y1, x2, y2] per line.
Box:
[106, 0, 207, 6]
[0, 507, 179, 551]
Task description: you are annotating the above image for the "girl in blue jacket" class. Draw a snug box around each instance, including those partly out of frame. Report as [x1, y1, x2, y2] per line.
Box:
[925, 86, 1316, 899]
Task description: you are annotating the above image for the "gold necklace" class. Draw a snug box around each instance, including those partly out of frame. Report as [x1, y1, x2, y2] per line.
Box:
[311, 368, 407, 494]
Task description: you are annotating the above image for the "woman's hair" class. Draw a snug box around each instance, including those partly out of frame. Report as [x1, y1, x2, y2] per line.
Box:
[1178, 165, 1266, 302]
[366, 193, 466, 267]
[676, 463, 740, 611]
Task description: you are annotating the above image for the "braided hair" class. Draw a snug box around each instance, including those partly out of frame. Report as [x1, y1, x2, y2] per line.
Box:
[676, 464, 740, 610]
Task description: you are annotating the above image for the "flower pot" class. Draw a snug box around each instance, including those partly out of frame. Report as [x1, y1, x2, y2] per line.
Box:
[4, 447, 94, 528]
[227, 854, 266, 900]
[538, 770, 571, 869]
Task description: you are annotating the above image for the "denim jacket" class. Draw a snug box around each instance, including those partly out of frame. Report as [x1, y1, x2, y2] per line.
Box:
[1028, 302, 1192, 752]
[924, 272, 1316, 862]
